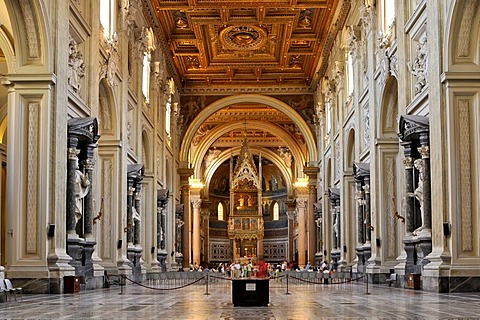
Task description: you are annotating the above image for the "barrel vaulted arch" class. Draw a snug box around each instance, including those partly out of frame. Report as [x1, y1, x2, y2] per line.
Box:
[4, 0, 51, 71]
[204, 146, 293, 198]
[192, 120, 305, 179]
[180, 94, 317, 164]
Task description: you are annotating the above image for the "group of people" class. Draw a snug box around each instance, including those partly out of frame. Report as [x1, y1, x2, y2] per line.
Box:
[188, 260, 289, 278]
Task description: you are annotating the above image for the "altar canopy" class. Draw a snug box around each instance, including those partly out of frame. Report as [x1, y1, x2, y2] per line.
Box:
[228, 137, 264, 260]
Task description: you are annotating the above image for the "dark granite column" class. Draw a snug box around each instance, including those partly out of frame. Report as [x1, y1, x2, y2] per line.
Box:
[82, 143, 97, 238]
[364, 177, 372, 243]
[175, 204, 185, 267]
[402, 151, 415, 235]
[126, 178, 134, 246]
[419, 137, 431, 233]
[355, 184, 365, 245]
[66, 139, 79, 236]
[314, 203, 323, 265]
[157, 189, 170, 257]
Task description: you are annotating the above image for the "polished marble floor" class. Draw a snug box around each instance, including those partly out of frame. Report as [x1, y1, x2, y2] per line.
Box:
[1, 277, 480, 319]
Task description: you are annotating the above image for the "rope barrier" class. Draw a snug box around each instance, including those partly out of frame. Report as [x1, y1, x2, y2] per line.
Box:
[207, 274, 234, 281]
[123, 275, 206, 291]
[289, 274, 365, 285]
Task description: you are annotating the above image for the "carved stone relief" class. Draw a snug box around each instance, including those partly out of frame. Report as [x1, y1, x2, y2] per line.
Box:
[457, 0, 478, 58]
[363, 103, 370, 149]
[26, 102, 39, 254]
[101, 158, 113, 260]
[335, 140, 341, 180]
[19, 0, 40, 59]
[408, 33, 428, 95]
[458, 99, 473, 252]
[385, 156, 397, 259]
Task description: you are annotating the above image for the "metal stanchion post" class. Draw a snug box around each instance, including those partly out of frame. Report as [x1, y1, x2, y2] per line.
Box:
[120, 275, 125, 295]
[204, 273, 210, 295]
[286, 274, 291, 295]
[365, 272, 370, 295]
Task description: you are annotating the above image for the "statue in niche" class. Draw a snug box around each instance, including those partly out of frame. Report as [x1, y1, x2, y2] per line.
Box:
[238, 195, 245, 207]
[413, 158, 426, 236]
[132, 205, 141, 222]
[68, 37, 86, 93]
[333, 213, 339, 241]
[74, 160, 90, 222]
[247, 195, 254, 207]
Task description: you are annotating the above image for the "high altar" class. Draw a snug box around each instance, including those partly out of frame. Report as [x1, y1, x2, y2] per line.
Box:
[228, 137, 264, 260]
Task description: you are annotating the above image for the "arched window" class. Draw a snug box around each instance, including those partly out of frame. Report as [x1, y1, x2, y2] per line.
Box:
[142, 53, 151, 104]
[217, 202, 224, 221]
[100, 0, 115, 39]
[273, 202, 279, 221]
[380, 0, 395, 33]
[347, 53, 354, 98]
[326, 101, 332, 136]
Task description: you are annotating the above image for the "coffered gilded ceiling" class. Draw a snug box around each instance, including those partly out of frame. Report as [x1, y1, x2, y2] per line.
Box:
[150, 0, 346, 94]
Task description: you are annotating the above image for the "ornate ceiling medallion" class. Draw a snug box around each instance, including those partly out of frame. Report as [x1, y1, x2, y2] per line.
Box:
[219, 25, 267, 51]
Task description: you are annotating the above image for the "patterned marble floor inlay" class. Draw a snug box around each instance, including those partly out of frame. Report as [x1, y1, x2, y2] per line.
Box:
[1, 281, 480, 319]
[220, 309, 275, 320]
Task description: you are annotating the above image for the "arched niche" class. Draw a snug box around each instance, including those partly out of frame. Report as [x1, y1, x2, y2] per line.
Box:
[379, 76, 399, 139]
[141, 129, 152, 172]
[346, 128, 355, 170]
[446, 1, 480, 70]
[192, 120, 305, 180]
[180, 94, 317, 165]
[204, 146, 293, 199]
[4, 0, 51, 71]
[98, 79, 119, 139]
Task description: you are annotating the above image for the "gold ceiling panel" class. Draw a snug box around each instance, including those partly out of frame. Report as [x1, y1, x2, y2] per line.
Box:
[151, 0, 343, 92]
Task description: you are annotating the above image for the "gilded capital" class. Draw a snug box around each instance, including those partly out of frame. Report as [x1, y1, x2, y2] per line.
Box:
[296, 198, 308, 208]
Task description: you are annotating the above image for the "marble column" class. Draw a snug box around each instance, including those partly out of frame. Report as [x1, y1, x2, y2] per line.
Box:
[314, 203, 323, 265]
[192, 199, 202, 265]
[257, 236, 264, 260]
[178, 168, 193, 268]
[296, 198, 307, 267]
[287, 201, 296, 262]
[308, 184, 317, 264]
